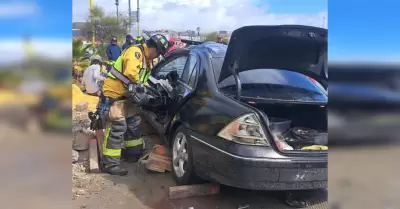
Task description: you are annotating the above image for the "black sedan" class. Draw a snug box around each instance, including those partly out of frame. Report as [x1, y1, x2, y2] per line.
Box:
[141, 25, 328, 191]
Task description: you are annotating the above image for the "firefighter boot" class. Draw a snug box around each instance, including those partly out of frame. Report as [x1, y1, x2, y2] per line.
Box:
[103, 164, 128, 176]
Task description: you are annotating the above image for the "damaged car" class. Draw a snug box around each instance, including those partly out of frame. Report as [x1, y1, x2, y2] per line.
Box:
[141, 25, 328, 190]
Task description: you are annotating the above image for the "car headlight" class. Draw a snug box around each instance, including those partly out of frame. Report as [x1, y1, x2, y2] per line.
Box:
[217, 113, 270, 146]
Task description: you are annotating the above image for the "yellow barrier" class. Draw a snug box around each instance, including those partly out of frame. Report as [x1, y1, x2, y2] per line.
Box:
[72, 84, 99, 111]
[0, 90, 39, 106]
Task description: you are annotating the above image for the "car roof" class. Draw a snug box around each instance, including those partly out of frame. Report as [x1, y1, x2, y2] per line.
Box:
[164, 42, 227, 58]
[190, 42, 227, 58]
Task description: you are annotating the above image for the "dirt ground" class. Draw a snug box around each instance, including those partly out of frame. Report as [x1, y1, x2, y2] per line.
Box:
[72, 147, 328, 209]
[71, 110, 327, 209]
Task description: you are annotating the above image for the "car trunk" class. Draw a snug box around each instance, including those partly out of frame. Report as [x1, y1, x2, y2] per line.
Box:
[246, 100, 327, 152]
[219, 25, 328, 87]
[216, 25, 328, 154]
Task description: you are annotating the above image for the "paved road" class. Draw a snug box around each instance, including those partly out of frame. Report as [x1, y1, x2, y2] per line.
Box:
[329, 145, 400, 209]
[0, 129, 71, 209]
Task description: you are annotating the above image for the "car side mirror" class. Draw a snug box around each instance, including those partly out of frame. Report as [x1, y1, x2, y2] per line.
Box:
[166, 70, 179, 83]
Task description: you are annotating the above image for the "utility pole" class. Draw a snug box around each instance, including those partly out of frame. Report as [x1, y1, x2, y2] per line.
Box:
[115, 0, 119, 22]
[322, 16, 326, 28]
[90, 0, 95, 49]
[137, 0, 140, 36]
[128, 0, 132, 34]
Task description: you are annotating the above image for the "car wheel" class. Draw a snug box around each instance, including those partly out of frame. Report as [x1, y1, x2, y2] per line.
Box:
[171, 125, 200, 185]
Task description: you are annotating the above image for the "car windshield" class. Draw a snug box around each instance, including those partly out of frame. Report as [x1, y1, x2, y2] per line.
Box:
[212, 58, 327, 102]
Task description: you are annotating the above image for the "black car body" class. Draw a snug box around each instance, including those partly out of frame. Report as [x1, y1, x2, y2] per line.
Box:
[142, 25, 328, 190]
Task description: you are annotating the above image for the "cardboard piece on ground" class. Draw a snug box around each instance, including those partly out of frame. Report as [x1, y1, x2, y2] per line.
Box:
[169, 183, 220, 199]
[142, 144, 171, 172]
[89, 138, 100, 173]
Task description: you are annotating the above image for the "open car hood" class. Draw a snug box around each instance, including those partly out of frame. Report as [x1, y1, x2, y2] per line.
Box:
[219, 25, 327, 87]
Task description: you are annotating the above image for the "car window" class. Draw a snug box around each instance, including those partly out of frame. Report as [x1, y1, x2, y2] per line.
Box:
[188, 62, 198, 88]
[181, 54, 197, 84]
[212, 58, 327, 102]
[156, 56, 188, 78]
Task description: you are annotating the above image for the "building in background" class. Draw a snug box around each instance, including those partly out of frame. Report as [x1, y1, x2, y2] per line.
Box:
[218, 30, 228, 36]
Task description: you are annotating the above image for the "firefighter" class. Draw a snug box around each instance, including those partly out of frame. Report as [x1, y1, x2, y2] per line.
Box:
[101, 34, 171, 175]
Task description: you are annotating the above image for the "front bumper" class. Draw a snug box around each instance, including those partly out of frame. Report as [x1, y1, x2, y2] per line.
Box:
[189, 130, 327, 191]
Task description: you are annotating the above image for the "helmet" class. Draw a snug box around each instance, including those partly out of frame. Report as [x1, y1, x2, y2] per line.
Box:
[135, 36, 145, 44]
[111, 36, 117, 42]
[90, 55, 102, 62]
[149, 34, 171, 57]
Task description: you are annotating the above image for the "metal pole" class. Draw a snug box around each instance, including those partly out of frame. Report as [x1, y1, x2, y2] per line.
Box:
[117, 5, 119, 20]
[128, 0, 131, 34]
[90, 0, 95, 50]
[115, 0, 119, 24]
[137, 0, 140, 36]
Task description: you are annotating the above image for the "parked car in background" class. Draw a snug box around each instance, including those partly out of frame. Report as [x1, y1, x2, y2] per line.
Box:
[142, 25, 328, 190]
[329, 63, 400, 144]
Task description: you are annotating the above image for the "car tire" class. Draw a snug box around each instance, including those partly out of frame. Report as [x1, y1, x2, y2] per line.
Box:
[171, 125, 201, 185]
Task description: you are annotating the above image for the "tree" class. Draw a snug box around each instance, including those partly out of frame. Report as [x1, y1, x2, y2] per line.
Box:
[81, 6, 130, 45]
[204, 32, 229, 43]
[72, 39, 91, 62]
[204, 32, 218, 42]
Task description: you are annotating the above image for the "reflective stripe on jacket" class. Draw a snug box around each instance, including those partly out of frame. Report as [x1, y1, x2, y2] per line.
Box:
[102, 44, 152, 99]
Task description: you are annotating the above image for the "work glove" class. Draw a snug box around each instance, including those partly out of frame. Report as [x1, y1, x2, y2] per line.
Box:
[127, 83, 149, 105]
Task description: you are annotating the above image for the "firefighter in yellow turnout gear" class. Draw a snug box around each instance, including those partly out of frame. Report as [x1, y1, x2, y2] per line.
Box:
[101, 34, 171, 176]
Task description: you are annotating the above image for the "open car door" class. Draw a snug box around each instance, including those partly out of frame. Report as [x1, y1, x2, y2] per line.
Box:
[142, 49, 194, 136]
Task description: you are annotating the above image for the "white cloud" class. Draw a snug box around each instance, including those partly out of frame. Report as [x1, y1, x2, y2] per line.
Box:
[0, 39, 71, 65]
[72, 0, 327, 32]
[0, 2, 40, 18]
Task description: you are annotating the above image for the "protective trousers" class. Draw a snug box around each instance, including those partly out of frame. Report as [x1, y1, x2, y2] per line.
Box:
[102, 100, 144, 168]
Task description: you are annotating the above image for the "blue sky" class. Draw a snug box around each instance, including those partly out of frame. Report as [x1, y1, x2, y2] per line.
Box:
[257, 0, 326, 14]
[329, 0, 400, 60]
[0, 0, 398, 61]
[0, 0, 72, 40]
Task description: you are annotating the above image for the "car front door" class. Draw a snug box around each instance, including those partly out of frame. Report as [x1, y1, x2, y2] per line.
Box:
[144, 54, 189, 134]
[145, 52, 199, 136]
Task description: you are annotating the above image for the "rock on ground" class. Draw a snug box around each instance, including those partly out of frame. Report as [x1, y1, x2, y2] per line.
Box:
[73, 131, 92, 151]
[72, 150, 79, 163]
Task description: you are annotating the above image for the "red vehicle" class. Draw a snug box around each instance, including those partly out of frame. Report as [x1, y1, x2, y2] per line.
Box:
[166, 37, 178, 54]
